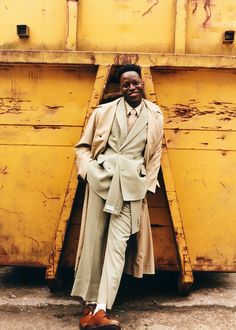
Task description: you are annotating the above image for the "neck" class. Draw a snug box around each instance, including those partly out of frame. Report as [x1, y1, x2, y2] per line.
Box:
[125, 100, 142, 108]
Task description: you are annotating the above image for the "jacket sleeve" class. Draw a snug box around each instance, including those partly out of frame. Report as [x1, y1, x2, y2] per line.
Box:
[74, 108, 99, 180]
[146, 113, 164, 193]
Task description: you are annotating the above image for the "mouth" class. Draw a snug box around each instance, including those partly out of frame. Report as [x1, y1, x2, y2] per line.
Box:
[128, 92, 140, 97]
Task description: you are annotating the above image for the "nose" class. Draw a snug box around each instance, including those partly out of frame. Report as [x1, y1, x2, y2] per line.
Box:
[128, 83, 135, 91]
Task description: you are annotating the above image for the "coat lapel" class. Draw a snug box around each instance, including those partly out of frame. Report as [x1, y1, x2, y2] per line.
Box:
[93, 101, 117, 158]
[115, 98, 128, 147]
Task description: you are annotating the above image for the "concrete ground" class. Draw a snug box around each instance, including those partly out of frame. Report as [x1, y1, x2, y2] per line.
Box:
[0, 267, 235, 330]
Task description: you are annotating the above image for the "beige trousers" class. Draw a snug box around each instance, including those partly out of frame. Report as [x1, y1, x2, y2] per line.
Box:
[71, 187, 132, 309]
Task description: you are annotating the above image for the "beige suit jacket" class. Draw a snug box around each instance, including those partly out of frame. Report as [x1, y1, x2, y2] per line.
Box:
[75, 97, 163, 277]
[76, 97, 163, 194]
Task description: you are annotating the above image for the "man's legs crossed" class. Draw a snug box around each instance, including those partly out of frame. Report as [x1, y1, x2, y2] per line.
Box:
[96, 202, 132, 310]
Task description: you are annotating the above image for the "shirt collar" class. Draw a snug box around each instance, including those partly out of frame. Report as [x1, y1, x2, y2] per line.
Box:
[125, 100, 143, 117]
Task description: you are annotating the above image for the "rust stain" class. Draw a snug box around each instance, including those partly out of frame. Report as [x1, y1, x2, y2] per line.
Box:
[34, 125, 62, 130]
[142, 0, 159, 17]
[216, 135, 225, 140]
[174, 128, 179, 134]
[196, 256, 213, 264]
[90, 54, 96, 65]
[0, 166, 8, 175]
[203, 0, 212, 26]
[191, 0, 213, 26]
[114, 54, 139, 65]
[24, 235, 40, 247]
[192, 1, 198, 15]
[0, 97, 31, 115]
[40, 191, 60, 200]
[46, 105, 63, 110]
[220, 117, 231, 121]
[166, 101, 236, 121]
[218, 181, 226, 188]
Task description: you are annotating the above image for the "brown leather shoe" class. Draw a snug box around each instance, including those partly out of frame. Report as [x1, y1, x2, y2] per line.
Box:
[85, 309, 121, 330]
[79, 304, 96, 330]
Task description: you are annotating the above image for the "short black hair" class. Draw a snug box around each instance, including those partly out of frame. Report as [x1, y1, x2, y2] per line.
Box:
[116, 64, 142, 82]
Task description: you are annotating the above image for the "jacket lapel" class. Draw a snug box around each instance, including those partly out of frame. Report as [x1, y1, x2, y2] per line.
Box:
[120, 102, 148, 150]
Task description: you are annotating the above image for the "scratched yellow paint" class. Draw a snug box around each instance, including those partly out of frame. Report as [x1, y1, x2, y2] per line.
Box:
[0, 66, 96, 126]
[152, 69, 236, 271]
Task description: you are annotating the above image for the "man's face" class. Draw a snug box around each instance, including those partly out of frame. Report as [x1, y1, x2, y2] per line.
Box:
[120, 71, 144, 107]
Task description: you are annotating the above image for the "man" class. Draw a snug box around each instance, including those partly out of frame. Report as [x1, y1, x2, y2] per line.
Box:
[71, 64, 163, 330]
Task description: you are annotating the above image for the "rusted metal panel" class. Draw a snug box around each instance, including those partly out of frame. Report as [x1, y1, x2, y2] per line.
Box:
[153, 68, 236, 131]
[152, 68, 236, 272]
[0, 65, 96, 267]
[0, 66, 96, 126]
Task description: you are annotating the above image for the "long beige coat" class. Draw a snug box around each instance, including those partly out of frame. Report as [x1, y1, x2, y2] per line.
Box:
[75, 97, 163, 278]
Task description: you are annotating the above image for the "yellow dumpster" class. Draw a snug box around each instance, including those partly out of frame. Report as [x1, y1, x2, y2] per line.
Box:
[0, 0, 235, 293]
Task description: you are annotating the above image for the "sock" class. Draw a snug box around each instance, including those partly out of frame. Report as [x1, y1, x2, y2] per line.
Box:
[86, 301, 97, 306]
[94, 303, 106, 314]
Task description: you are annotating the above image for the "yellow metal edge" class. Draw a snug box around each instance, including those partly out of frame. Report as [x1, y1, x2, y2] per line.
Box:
[174, 0, 188, 54]
[83, 64, 111, 129]
[46, 162, 78, 280]
[0, 50, 236, 69]
[66, 0, 78, 50]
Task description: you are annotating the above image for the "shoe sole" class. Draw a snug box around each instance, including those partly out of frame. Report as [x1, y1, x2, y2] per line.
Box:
[85, 325, 120, 330]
